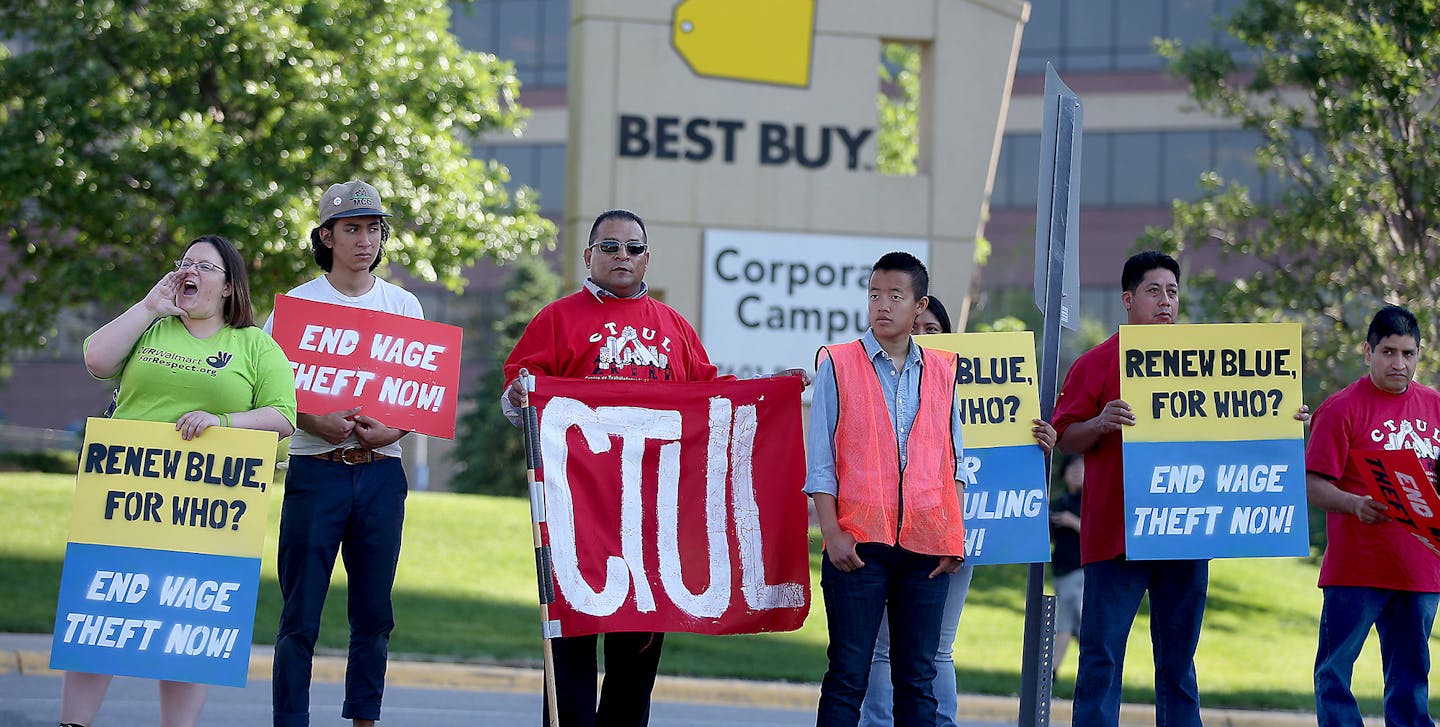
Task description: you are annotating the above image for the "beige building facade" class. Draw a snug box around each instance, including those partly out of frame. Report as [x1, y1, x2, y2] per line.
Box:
[560, 0, 1026, 373]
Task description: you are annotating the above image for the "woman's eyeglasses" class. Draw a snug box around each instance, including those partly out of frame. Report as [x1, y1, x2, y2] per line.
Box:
[174, 259, 227, 274]
[589, 240, 648, 256]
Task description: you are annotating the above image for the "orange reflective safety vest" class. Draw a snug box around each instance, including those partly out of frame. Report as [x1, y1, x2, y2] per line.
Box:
[823, 339, 966, 557]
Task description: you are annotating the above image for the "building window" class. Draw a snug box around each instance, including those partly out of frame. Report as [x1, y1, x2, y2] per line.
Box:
[1161, 131, 1213, 202]
[993, 129, 1281, 209]
[472, 143, 567, 214]
[451, 0, 569, 88]
[1018, 0, 1245, 76]
[1110, 132, 1163, 206]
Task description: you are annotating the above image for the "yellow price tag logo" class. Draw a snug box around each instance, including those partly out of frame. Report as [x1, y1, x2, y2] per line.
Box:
[672, 0, 816, 88]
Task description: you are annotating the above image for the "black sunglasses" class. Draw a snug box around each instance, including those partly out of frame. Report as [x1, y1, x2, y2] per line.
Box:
[590, 239, 648, 256]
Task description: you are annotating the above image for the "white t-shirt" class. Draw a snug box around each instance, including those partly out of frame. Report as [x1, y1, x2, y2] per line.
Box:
[265, 274, 424, 456]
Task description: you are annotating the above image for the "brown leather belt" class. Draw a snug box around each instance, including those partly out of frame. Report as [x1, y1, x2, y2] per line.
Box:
[308, 447, 389, 465]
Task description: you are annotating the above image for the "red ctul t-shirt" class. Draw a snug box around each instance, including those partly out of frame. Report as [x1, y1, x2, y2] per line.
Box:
[1307, 375, 1440, 592]
[504, 289, 724, 384]
[1052, 333, 1127, 565]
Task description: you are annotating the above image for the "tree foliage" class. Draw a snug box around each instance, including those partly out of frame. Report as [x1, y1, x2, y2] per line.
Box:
[0, 0, 555, 356]
[450, 254, 561, 496]
[1142, 0, 1440, 393]
[878, 43, 921, 177]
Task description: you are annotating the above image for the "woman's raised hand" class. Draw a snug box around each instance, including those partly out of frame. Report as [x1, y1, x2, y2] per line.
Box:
[143, 271, 186, 318]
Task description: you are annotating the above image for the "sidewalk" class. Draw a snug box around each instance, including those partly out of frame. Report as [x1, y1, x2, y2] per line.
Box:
[1, 632, 1355, 726]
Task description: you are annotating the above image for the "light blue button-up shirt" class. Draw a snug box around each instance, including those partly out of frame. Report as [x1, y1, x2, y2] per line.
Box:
[803, 329, 965, 497]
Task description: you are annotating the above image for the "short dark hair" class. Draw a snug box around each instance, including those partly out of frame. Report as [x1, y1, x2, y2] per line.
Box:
[871, 251, 929, 300]
[589, 209, 647, 244]
[1368, 304, 1421, 348]
[186, 234, 255, 328]
[924, 294, 953, 333]
[1121, 251, 1181, 293]
[309, 217, 390, 272]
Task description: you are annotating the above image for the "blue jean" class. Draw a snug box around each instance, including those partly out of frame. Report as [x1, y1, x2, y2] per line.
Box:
[273, 456, 408, 727]
[858, 564, 974, 727]
[1072, 557, 1207, 727]
[1315, 586, 1439, 727]
[818, 543, 951, 727]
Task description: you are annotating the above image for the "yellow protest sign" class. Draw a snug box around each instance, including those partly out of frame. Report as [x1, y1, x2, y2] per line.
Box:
[919, 331, 1041, 449]
[672, 0, 815, 88]
[70, 418, 278, 557]
[1118, 323, 1304, 443]
[918, 331, 1050, 564]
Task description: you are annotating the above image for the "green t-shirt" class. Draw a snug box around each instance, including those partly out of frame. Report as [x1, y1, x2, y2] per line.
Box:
[90, 317, 297, 426]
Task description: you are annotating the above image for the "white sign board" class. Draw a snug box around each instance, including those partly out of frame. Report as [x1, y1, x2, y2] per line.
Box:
[700, 228, 929, 378]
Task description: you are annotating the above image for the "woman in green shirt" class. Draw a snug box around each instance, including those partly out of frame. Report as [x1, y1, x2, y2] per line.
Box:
[60, 234, 297, 727]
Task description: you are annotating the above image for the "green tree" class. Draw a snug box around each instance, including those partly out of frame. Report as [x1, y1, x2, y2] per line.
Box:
[450, 254, 561, 495]
[0, 0, 555, 357]
[878, 43, 921, 177]
[1142, 0, 1440, 393]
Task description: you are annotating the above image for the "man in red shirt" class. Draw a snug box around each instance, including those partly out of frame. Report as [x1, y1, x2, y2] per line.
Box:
[1052, 251, 1202, 726]
[1306, 304, 1440, 727]
[501, 209, 722, 727]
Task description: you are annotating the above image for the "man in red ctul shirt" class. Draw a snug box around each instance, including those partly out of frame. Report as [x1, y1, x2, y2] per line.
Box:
[500, 209, 721, 727]
[1306, 304, 1440, 727]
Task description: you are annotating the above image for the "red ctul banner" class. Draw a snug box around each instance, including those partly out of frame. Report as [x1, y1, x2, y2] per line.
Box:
[270, 295, 463, 439]
[530, 375, 811, 636]
[1351, 449, 1440, 558]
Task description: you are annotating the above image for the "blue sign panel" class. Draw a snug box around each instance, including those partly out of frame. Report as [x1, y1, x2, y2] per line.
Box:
[50, 543, 260, 687]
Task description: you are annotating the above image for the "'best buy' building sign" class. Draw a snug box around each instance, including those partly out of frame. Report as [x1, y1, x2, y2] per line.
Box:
[617, 115, 873, 170]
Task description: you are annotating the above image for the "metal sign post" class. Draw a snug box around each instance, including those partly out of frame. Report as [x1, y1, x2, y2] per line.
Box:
[1018, 64, 1084, 727]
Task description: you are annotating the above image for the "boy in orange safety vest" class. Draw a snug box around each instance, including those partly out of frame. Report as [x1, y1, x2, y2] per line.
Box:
[806, 251, 967, 726]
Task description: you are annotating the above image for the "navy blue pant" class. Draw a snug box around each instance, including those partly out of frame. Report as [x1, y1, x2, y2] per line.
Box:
[544, 632, 665, 726]
[1315, 586, 1439, 727]
[817, 543, 950, 727]
[273, 456, 407, 727]
[1073, 557, 1208, 727]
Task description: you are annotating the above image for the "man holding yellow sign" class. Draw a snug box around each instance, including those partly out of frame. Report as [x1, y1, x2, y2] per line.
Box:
[1054, 251, 1310, 727]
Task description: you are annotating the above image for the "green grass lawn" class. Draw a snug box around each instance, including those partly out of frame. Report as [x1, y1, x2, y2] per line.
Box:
[2, 472, 1423, 714]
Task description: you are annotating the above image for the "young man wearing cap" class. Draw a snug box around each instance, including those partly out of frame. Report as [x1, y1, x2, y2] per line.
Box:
[267, 180, 423, 727]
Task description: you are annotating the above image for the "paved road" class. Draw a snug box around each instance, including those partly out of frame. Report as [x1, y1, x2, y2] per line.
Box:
[0, 670, 1014, 727]
[1, 632, 1337, 727]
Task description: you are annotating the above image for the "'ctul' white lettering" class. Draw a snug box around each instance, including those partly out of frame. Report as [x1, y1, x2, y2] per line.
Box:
[729, 402, 805, 610]
[656, 397, 731, 617]
[541, 398, 678, 616]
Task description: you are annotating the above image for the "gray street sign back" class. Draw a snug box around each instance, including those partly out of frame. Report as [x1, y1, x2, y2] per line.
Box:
[1033, 65, 1083, 330]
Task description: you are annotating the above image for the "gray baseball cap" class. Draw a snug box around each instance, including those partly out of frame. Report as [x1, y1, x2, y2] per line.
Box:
[318, 180, 392, 226]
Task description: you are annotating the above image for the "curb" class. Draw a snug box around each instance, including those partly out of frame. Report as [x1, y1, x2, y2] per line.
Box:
[2, 644, 1365, 726]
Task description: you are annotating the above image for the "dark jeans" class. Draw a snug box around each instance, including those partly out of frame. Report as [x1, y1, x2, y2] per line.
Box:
[273, 456, 407, 727]
[1315, 586, 1439, 727]
[544, 632, 665, 727]
[1073, 557, 1208, 727]
[817, 543, 951, 727]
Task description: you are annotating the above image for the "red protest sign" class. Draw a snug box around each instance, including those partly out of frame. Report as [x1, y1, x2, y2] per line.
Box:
[1350, 449, 1440, 558]
[530, 375, 811, 637]
[270, 295, 463, 439]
